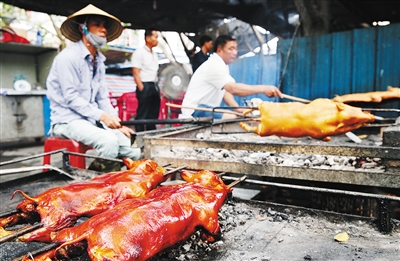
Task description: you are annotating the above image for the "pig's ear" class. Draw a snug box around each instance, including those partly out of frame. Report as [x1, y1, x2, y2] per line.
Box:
[335, 102, 346, 111]
[122, 158, 134, 168]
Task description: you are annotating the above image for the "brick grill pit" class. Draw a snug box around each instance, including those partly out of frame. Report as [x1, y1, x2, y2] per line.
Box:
[143, 123, 400, 188]
[142, 123, 400, 220]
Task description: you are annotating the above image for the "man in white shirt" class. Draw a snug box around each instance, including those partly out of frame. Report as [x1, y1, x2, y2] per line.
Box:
[181, 34, 282, 119]
[131, 28, 160, 131]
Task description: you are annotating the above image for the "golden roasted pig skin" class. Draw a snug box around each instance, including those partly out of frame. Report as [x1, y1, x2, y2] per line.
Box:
[333, 86, 400, 103]
[240, 98, 375, 141]
[28, 170, 232, 261]
[0, 159, 167, 242]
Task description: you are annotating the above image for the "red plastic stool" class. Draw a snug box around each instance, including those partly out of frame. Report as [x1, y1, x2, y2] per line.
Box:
[43, 136, 93, 169]
[117, 92, 139, 121]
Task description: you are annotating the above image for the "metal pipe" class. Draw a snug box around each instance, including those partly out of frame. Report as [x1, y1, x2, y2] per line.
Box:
[163, 166, 187, 176]
[362, 108, 400, 113]
[221, 176, 400, 202]
[0, 223, 42, 244]
[121, 117, 214, 125]
[0, 149, 66, 166]
[0, 165, 75, 179]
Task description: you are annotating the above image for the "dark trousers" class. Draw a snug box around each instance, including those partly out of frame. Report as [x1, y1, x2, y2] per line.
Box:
[135, 82, 161, 132]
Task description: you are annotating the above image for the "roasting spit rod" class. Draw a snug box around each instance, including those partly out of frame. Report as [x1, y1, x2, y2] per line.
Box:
[0, 223, 42, 244]
[163, 166, 187, 176]
[165, 103, 248, 117]
[121, 117, 214, 125]
[362, 108, 400, 113]
[281, 94, 311, 103]
[222, 176, 400, 202]
[227, 175, 247, 188]
[0, 165, 74, 179]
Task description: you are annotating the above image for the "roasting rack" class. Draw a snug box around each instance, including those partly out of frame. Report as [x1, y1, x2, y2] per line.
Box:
[1, 171, 399, 260]
[1, 148, 399, 261]
[208, 105, 400, 135]
[206, 106, 257, 134]
[359, 107, 400, 128]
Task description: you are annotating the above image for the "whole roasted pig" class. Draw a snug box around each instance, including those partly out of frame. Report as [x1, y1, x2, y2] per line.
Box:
[26, 169, 232, 261]
[0, 159, 167, 242]
[239, 98, 375, 141]
[333, 86, 400, 103]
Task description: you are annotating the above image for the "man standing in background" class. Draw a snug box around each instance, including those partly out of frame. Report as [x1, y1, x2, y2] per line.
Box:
[131, 28, 160, 132]
[191, 35, 213, 73]
[181, 34, 282, 120]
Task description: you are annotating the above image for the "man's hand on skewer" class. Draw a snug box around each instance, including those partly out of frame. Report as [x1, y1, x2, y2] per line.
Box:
[118, 126, 134, 138]
[100, 113, 122, 129]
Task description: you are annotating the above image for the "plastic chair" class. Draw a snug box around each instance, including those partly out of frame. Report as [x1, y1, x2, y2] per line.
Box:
[43, 136, 93, 169]
[159, 95, 183, 127]
[109, 92, 118, 108]
[117, 92, 139, 121]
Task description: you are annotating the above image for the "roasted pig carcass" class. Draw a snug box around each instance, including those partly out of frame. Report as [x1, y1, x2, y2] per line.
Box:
[333, 86, 400, 103]
[26, 170, 232, 261]
[239, 98, 375, 141]
[0, 159, 167, 242]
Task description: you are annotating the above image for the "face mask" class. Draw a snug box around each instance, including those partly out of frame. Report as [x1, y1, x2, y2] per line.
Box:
[86, 31, 107, 49]
[81, 24, 107, 49]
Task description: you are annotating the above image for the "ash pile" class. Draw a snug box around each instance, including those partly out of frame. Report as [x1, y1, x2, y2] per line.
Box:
[142, 198, 400, 261]
[159, 133, 385, 173]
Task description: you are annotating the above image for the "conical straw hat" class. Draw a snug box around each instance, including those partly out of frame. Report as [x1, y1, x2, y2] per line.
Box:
[60, 4, 123, 42]
[0, 25, 16, 34]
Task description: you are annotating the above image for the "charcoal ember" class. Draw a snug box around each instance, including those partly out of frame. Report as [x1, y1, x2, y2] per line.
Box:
[230, 150, 246, 158]
[249, 152, 270, 158]
[182, 243, 192, 252]
[193, 148, 205, 153]
[325, 156, 337, 166]
[267, 208, 276, 216]
[219, 149, 231, 158]
[311, 155, 325, 166]
[242, 157, 257, 164]
[214, 152, 224, 159]
[206, 148, 215, 154]
[354, 157, 368, 168]
[372, 158, 381, 163]
[196, 133, 205, 139]
[278, 213, 290, 220]
[0, 242, 47, 261]
[362, 162, 377, 169]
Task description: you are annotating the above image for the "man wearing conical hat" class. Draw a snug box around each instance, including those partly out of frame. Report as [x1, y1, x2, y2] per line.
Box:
[46, 4, 140, 172]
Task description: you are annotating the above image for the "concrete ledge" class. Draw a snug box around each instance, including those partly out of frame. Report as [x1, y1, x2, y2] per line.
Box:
[383, 125, 400, 146]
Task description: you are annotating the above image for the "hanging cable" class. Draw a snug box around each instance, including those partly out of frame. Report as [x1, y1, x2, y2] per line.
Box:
[278, 21, 301, 90]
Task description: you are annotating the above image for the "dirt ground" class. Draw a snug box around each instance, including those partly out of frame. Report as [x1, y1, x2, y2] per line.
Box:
[211, 200, 400, 261]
